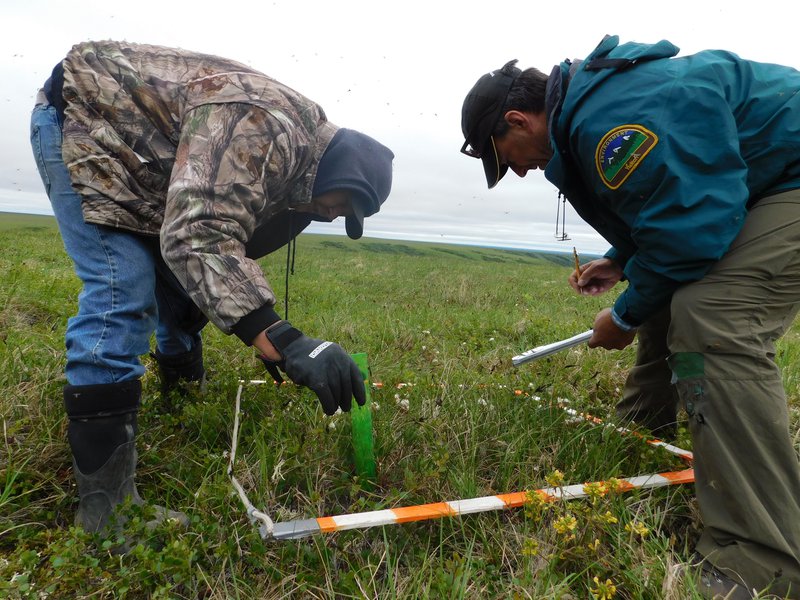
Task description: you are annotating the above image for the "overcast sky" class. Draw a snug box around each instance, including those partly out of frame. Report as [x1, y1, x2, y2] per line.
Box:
[2, 0, 797, 254]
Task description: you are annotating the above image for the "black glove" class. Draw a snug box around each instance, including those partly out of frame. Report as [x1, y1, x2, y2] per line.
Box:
[264, 321, 366, 415]
[260, 357, 285, 385]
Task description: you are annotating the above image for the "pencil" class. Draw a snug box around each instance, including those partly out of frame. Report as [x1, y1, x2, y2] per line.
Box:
[573, 246, 582, 277]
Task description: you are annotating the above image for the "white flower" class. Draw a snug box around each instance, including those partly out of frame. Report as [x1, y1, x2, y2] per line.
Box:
[271, 459, 286, 483]
[478, 398, 488, 406]
[328, 421, 337, 430]
[396, 398, 410, 411]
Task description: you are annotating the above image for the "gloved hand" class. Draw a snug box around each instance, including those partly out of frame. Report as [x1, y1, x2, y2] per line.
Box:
[263, 321, 366, 415]
[260, 357, 285, 385]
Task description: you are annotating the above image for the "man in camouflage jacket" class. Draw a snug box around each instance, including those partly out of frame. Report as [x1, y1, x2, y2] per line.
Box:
[30, 40, 393, 544]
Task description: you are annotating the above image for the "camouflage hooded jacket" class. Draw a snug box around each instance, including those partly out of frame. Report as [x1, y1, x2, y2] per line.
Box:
[58, 40, 338, 338]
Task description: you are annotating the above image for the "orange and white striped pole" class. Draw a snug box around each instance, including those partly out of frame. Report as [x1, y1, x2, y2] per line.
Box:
[271, 468, 695, 540]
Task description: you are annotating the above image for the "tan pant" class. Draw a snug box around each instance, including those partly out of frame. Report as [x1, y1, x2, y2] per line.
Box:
[621, 190, 800, 596]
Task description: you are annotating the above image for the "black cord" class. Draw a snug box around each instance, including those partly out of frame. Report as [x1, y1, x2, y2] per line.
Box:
[290, 234, 297, 275]
[284, 212, 292, 320]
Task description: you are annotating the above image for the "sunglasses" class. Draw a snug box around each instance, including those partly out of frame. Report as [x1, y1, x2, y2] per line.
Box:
[460, 135, 497, 159]
[461, 135, 501, 164]
[460, 139, 482, 158]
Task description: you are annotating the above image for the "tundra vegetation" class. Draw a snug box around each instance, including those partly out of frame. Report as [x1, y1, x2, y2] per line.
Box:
[2, 212, 799, 599]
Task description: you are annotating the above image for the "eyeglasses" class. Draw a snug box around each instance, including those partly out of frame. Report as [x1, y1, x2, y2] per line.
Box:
[460, 136, 493, 159]
[460, 139, 482, 158]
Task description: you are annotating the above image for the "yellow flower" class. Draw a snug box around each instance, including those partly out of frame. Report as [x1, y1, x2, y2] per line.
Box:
[625, 521, 650, 538]
[583, 481, 608, 501]
[606, 477, 626, 494]
[545, 469, 565, 487]
[524, 489, 550, 521]
[600, 511, 618, 524]
[590, 575, 617, 599]
[521, 538, 540, 557]
[553, 514, 578, 535]
[526, 490, 547, 508]
[587, 538, 601, 553]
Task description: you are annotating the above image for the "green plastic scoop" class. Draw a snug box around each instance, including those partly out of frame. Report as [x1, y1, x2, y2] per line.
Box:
[350, 352, 377, 484]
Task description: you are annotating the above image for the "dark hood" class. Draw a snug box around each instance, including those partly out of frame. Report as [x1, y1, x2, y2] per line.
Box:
[312, 128, 394, 239]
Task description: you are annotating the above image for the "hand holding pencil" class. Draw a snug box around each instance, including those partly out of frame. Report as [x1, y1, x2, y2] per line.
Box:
[568, 253, 624, 297]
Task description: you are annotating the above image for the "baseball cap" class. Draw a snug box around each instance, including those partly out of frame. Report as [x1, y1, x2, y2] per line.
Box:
[460, 59, 521, 188]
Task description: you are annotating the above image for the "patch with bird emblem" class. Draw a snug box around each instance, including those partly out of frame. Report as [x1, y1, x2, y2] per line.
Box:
[595, 125, 658, 189]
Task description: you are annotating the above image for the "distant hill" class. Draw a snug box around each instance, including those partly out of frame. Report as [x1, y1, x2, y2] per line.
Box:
[0, 211, 600, 265]
[0, 212, 60, 231]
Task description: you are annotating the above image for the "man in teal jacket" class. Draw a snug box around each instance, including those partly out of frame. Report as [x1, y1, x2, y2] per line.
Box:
[461, 36, 800, 598]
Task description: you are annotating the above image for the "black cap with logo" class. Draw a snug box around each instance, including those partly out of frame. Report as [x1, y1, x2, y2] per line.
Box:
[460, 59, 521, 189]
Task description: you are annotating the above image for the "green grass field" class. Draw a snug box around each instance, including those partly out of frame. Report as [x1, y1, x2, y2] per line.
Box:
[1, 212, 798, 599]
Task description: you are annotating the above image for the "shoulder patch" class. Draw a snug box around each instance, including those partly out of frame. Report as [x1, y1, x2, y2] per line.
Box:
[595, 125, 658, 190]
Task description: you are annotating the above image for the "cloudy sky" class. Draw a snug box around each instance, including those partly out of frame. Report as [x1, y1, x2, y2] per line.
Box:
[2, 0, 796, 254]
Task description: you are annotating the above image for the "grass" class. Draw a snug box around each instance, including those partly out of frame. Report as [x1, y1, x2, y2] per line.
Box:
[0, 212, 798, 598]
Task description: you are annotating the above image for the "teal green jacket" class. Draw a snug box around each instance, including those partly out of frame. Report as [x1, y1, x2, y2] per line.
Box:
[544, 35, 800, 327]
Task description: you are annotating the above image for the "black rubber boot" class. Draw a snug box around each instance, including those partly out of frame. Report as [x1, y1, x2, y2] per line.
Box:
[152, 341, 206, 398]
[64, 381, 188, 550]
[688, 553, 755, 599]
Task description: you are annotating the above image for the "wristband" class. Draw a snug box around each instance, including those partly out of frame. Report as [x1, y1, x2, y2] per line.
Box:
[265, 320, 303, 355]
[611, 308, 638, 332]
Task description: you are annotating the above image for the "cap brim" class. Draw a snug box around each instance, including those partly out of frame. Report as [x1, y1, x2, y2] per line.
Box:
[480, 137, 509, 189]
[345, 201, 365, 240]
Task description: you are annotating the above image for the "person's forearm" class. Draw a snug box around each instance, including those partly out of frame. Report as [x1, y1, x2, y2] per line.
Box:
[252, 330, 281, 360]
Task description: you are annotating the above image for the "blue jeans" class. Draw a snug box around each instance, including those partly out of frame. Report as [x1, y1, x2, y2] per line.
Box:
[30, 103, 206, 386]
